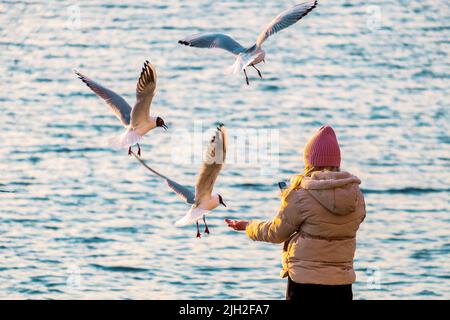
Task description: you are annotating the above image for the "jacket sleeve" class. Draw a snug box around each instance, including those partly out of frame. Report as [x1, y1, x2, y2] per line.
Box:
[245, 190, 305, 244]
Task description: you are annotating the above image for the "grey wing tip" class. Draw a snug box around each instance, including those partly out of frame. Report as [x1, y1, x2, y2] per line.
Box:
[74, 70, 89, 85]
[294, 0, 318, 21]
[307, 1, 318, 12]
[178, 40, 192, 46]
[295, 1, 318, 14]
[143, 60, 151, 69]
[145, 60, 156, 82]
[75, 72, 90, 86]
[73, 69, 83, 79]
[78, 76, 90, 87]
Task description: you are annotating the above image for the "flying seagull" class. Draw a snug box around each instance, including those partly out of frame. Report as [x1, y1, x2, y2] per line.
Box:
[74, 60, 168, 157]
[178, 1, 318, 85]
[132, 124, 227, 238]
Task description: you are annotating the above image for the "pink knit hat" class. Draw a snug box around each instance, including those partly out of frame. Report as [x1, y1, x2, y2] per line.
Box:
[303, 125, 341, 167]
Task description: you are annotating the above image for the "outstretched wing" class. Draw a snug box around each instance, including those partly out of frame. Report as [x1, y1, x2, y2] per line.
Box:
[75, 70, 131, 126]
[256, 1, 317, 47]
[178, 33, 245, 55]
[132, 152, 195, 204]
[194, 124, 227, 204]
[131, 60, 157, 128]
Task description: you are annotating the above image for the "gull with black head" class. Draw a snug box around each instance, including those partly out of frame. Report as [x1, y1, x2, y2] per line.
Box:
[132, 124, 227, 238]
[178, 1, 318, 85]
[75, 60, 168, 157]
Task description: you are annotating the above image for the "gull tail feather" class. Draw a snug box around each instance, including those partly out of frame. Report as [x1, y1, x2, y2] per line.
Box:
[108, 129, 142, 149]
[224, 52, 258, 75]
[175, 207, 210, 227]
[224, 57, 242, 75]
[174, 214, 193, 227]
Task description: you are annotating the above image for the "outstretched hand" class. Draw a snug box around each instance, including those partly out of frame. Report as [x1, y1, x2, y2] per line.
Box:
[225, 219, 249, 231]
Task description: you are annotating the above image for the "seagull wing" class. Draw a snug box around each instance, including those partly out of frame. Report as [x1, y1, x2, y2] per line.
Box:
[194, 124, 227, 204]
[75, 70, 131, 126]
[256, 1, 317, 47]
[175, 206, 210, 227]
[178, 33, 245, 55]
[132, 152, 195, 204]
[130, 60, 157, 128]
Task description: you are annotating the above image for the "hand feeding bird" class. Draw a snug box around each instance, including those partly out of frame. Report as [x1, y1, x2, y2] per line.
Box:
[74, 60, 168, 157]
[178, 1, 318, 85]
[132, 124, 227, 238]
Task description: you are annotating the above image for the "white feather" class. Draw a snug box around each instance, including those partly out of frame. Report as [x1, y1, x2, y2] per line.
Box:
[108, 128, 142, 149]
[175, 206, 210, 227]
[224, 52, 260, 75]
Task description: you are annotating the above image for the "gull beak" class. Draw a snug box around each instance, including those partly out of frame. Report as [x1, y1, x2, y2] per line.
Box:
[220, 199, 227, 207]
[162, 124, 168, 130]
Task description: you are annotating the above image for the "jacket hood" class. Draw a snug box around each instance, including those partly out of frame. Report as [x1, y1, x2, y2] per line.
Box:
[300, 170, 361, 216]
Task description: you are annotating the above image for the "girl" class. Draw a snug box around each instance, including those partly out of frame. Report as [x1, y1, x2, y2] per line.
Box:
[225, 125, 366, 300]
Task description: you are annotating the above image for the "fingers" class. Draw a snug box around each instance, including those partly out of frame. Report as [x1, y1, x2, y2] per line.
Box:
[225, 219, 248, 231]
[224, 218, 238, 230]
[225, 218, 235, 228]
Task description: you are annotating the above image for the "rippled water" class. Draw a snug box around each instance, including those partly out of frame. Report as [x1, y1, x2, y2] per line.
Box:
[0, 0, 449, 299]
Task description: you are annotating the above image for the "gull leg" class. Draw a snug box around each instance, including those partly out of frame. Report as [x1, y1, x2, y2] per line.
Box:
[252, 64, 262, 79]
[137, 143, 141, 157]
[128, 146, 132, 156]
[203, 216, 210, 235]
[243, 69, 249, 86]
[196, 221, 201, 238]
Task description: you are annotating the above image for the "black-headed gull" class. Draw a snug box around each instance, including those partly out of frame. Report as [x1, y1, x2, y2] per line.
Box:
[178, 1, 318, 85]
[74, 60, 168, 157]
[133, 124, 227, 238]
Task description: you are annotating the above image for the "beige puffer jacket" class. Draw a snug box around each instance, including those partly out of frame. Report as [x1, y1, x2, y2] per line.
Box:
[246, 170, 366, 285]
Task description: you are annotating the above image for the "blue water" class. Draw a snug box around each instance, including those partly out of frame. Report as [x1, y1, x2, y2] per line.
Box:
[0, 0, 449, 299]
